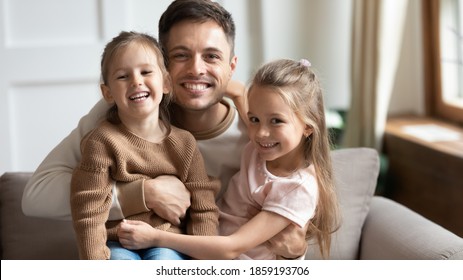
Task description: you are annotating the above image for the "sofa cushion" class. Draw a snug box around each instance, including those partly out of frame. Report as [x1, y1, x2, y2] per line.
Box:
[0, 172, 78, 259]
[306, 148, 379, 259]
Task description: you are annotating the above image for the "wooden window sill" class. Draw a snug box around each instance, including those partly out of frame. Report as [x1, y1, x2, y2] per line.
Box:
[383, 115, 463, 237]
[385, 115, 463, 159]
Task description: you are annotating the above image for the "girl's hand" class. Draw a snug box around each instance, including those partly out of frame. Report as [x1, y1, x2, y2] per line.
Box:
[117, 219, 159, 250]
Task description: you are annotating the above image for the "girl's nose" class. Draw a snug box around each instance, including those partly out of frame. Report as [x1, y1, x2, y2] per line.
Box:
[256, 125, 270, 137]
[131, 74, 143, 87]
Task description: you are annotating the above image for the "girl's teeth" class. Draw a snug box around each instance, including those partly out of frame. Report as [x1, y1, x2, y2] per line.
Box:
[260, 143, 276, 148]
[129, 92, 149, 100]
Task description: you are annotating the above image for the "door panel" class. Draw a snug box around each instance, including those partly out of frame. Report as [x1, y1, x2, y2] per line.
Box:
[0, 0, 127, 173]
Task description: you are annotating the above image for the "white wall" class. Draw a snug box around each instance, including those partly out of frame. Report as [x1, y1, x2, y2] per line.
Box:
[5, 0, 411, 175]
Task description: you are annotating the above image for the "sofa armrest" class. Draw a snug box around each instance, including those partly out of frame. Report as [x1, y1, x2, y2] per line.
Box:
[360, 196, 463, 260]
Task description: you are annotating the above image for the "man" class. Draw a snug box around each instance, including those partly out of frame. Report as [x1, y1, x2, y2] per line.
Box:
[22, 0, 307, 259]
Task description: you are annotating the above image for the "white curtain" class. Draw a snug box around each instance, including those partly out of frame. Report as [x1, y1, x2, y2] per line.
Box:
[343, 0, 410, 150]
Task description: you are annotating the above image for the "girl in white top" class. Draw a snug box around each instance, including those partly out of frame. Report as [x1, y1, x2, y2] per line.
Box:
[117, 58, 341, 259]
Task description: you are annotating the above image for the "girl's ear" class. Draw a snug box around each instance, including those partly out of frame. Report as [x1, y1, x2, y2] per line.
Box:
[304, 125, 313, 138]
[163, 74, 173, 95]
[100, 84, 114, 103]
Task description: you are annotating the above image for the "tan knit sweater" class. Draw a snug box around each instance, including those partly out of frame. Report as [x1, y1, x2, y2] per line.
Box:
[71, 120, 220, 260]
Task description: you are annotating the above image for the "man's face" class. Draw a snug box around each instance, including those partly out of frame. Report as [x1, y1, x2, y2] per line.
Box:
[165, 20, 237, 112]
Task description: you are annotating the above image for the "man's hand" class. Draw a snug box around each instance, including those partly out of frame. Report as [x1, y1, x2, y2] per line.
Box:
[144, 175, 190, 226]
[226, 80, 248, 125]
[266, 223, 308, 259]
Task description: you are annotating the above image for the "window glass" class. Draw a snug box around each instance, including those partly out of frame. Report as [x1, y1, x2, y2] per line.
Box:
[439, 0, 463, 108]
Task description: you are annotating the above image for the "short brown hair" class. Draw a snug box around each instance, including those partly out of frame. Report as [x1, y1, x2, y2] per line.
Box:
[158, 0, 236, 64]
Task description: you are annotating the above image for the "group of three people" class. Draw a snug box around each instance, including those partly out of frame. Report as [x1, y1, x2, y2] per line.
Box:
[22, 0, 340, 260]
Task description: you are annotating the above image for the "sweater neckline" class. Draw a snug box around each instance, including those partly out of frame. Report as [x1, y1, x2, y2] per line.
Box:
[113, 121, 172, 149]
[191, 99, 236, 141]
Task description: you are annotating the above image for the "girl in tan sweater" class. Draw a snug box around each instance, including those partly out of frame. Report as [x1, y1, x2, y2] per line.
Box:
[70, 31, 220, 260]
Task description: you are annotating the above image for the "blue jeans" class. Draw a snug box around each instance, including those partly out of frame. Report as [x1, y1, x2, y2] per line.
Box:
[107, 241, 188, 260]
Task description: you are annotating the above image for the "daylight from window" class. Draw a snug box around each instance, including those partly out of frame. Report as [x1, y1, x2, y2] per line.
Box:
[440, 0, 463, 107]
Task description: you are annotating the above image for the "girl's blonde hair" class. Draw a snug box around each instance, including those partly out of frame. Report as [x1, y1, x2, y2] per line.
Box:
[248, 58, 340, 258]
[100, 31, 171, 132]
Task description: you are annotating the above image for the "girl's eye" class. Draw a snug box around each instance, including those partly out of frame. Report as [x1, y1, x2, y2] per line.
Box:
[116, 75, 127, 80]
[271, 118, 283, 124]
[141, 70, 153, 75]
[249, 116, 259, 123]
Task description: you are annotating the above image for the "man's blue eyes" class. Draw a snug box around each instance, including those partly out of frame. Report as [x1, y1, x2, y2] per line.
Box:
[206, 54, 220, 59]
[173, 54, 187, 58]
[172, 54, 221, 60]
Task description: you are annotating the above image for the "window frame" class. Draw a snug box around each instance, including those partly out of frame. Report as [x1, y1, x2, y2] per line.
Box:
[422, 0, 463, 125]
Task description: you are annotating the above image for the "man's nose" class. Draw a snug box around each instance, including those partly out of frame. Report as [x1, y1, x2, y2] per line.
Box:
[187, 55, 206, 76]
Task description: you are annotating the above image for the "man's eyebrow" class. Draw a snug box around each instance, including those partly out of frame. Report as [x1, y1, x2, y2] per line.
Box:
[168, 45, 189, 52]
[203, 47, 223, 54]
[168, 45, 223, 54]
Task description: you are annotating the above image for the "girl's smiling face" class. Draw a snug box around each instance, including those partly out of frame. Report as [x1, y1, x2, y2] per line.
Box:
[247, 85, 312, 173]
[101, 42, 170, 123]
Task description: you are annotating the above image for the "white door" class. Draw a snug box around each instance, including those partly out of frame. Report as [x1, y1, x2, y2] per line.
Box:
[0, 0, 172, 174]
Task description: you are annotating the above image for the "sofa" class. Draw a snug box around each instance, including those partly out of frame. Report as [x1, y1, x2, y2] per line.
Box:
[1, 148, 462, 260]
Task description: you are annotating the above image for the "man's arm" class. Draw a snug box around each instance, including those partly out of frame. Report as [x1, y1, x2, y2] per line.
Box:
[22, 99, 109, 220]
[267, 223, 309, 259]
[22, 98, 192, 222]
[115, 176, 191, 226]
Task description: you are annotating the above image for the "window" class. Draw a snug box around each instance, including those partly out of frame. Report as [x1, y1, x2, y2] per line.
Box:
[423, 0, 463, 124]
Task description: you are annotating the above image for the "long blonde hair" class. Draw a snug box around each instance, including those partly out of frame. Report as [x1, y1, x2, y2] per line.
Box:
[248, 59, 341, 258]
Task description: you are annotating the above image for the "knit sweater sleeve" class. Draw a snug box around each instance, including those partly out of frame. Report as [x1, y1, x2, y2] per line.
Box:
[183, 141, 221, 236]
[70, 133, 113, 260]
[114, 179, 150, 217]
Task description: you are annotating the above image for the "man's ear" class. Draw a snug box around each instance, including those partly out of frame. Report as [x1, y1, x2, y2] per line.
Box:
[229, 55, 238, 78]
[100, 84, 114, 103]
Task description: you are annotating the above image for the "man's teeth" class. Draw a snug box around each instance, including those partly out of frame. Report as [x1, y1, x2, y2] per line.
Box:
[184, 83, 208, 90]
[129, 92, 149, 100]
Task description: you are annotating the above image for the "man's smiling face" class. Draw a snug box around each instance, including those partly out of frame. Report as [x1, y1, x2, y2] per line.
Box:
[165, 20, 237, 112]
